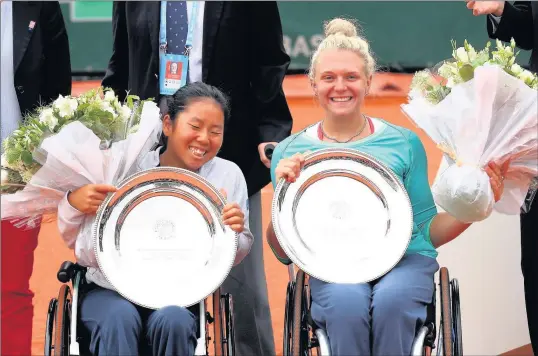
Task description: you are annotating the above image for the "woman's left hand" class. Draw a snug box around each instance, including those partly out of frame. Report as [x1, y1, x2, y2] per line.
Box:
[485, 160, 510, 202]
[220, 189, 245, 233]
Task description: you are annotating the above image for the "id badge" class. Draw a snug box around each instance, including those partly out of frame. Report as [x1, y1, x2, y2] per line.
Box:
[159, 54, 189, 95]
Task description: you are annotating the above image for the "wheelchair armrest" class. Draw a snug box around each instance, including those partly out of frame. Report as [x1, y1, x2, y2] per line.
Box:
[57, 261, 84, 283]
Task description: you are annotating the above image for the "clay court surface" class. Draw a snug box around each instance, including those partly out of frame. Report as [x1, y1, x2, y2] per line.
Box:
[29, 74, 444, 355]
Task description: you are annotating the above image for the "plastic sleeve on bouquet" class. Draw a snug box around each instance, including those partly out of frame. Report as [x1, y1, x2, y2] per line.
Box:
[432, 163, 494, 223]
[0, 101, 163, 232]
[402, 64, 537, 222]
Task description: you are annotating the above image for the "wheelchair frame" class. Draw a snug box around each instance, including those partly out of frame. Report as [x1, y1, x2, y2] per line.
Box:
[44, 261, 235, 356]
[282, 264, 463, 356]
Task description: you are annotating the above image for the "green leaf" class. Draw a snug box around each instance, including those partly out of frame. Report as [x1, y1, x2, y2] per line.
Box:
[21, 151, 34, 165]
[5, 148, 20, 163]
[459, 64, 475, 82]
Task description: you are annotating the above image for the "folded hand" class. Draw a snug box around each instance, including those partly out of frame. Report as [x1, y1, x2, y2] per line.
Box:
[484, 160, 510, 202]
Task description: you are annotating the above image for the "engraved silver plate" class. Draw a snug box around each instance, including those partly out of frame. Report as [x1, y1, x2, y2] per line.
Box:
[272, 148, 413, 284]
[93, 167, 238, 309]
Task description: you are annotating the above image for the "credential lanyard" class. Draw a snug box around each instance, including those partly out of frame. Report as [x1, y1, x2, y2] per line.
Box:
[159, 1, 199, 56]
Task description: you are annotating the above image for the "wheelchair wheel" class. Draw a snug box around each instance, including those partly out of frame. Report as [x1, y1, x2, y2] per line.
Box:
[46, 284, 72, 356]
[211, 290, 235, 356]
[451, 279, 463, 356]
[283, 278, 295, 355]
[44, 298, 58, 356]
[439, 267, 453, 356]
[222, 293, 235, 356]
[285, 269, 310, 356]
[212, 292, 223, 355]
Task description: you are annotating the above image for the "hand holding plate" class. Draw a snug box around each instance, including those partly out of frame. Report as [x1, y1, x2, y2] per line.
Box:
[275, 153, 307, 183]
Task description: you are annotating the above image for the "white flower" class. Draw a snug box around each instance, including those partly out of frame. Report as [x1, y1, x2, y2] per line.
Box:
[100, 101, 118, 118]
[119, 105, 132, 121]
[53, 95, 78, 119]
[454, 47, 469, 63]
[467, 47, 477, 62]
[511, 63, 524, 75]
[463, 41, 478, 62]
[438, 62, 454, 79]
[446, 78, 456, 88]
[39, 108, 58, 131]
[104, 90, 116, 102]
[495, 39, 511, 54]
[1, 168, 8, 185]
[519, 70, 537, 85]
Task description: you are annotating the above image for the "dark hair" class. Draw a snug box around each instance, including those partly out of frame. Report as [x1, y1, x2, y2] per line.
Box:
[159, 82, 230, 149]
[163, 81, 230, 123]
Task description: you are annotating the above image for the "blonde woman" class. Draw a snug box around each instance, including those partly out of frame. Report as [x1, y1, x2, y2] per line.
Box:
[266, 18, 508, 355]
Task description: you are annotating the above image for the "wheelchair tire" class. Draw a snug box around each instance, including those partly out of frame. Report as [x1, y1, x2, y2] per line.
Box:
[283, 281, 295, 355]
[54, 284, 72, 356]
[212, 292, 223, 356]
[44, 298, 58, 356]
[291, 270, 307, 356]
[439, 267, 453, 356]
[451, 279, 463, 356]
[222, 294, 235, 356]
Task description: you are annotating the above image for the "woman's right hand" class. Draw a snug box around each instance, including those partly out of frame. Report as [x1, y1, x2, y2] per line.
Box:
[67, 184, 117, 214]
[275, 153, 307, 183]
[466, 0, 504, 16]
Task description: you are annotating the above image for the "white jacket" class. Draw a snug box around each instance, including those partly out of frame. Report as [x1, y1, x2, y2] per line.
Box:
[57, 150, 254, 290]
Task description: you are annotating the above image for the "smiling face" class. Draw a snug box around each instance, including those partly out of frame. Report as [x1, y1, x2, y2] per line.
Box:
[312, 48, 371, 119]
[162, 98, 224, 171]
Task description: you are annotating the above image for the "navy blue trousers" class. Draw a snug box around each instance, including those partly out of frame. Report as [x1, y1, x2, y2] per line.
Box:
[80, 286, 198, 356]
[310, 254, 439, 356]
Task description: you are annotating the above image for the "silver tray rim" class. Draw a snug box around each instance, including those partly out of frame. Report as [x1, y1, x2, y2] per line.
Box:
[271, 147, 413, 284]
[92, 166, 238, 309]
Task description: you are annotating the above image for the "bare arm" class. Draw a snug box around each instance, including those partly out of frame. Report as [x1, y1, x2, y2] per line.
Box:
[429, 213, 472, 248]
[266, 148, 306, 265]
[266, 220, 291, 264]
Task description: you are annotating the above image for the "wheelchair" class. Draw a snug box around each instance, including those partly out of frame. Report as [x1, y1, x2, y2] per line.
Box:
[282, 264, 463, 356]
[44, 261, 236, 356]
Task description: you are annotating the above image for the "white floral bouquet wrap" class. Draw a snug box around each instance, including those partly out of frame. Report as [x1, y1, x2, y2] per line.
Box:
[401, 39, 538, 223]
[1, 88, 162, 228]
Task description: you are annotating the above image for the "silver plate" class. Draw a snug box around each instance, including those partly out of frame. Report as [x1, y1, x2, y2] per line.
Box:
[272, 148, 413, 284]
[93, 167, 238, 309]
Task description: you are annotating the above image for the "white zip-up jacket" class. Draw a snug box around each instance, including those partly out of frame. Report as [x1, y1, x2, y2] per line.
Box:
[57, 149, 254, 290]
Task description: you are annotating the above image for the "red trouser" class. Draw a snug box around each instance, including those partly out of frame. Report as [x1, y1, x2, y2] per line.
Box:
[1, 220, 40, 356]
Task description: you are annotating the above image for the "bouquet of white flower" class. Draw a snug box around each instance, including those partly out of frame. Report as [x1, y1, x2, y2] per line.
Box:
[401, 39, 538, 223]
[0, 88, 162, 228]
[1, 88, 146, 191]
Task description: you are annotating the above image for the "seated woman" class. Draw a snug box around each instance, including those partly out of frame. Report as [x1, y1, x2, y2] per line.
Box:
[57, 82, 253, 356]
[266, 18, 508, 356]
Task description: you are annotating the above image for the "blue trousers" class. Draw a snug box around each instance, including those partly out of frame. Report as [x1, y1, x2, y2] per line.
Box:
[80, 286, 198, 356]
[310, 254, 439, 356]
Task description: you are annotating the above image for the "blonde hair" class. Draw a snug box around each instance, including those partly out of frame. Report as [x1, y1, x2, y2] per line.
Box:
[309, 18, 376, 81]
